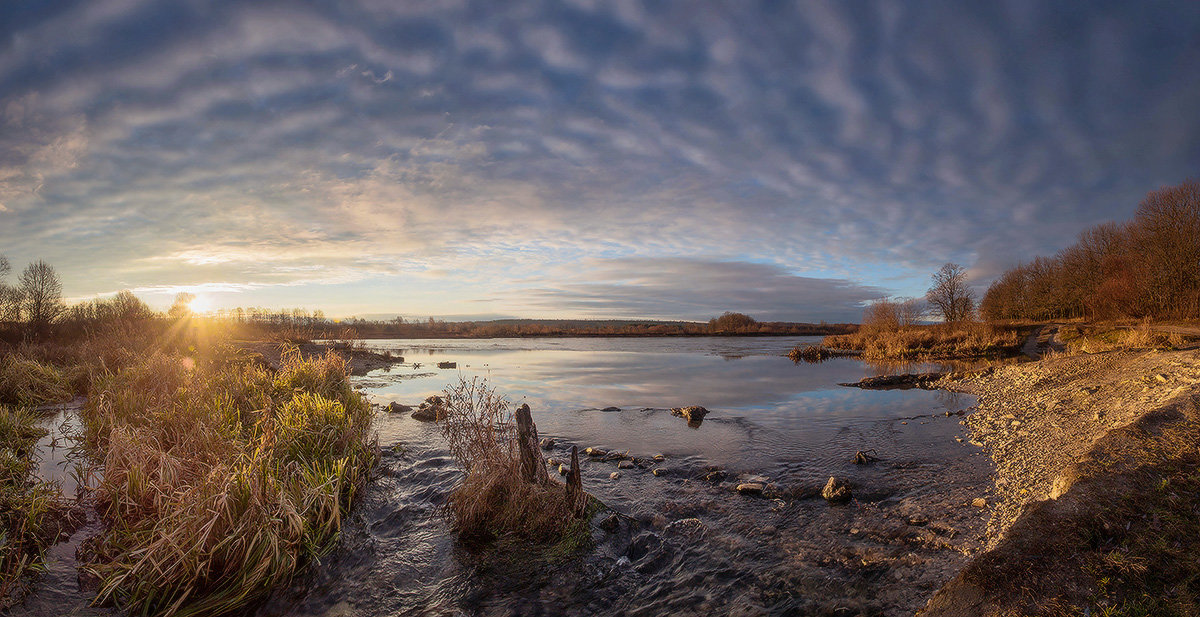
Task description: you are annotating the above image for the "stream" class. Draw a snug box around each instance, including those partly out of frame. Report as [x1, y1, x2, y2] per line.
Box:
[12, 336, 994, 617]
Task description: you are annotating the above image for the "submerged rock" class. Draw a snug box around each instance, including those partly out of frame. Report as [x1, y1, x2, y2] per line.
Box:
[411, 396, 445, 422]
[585, 447, 608, 457]
[736, 482, 765, 496]
[539, 437, 555, 450]
[386, 402, 412, 414]
[617, 460, 635, 470]
[664, 518, 706, 537]
[670, 406, 709, 423]
[822, 477, 852, 503]
[601, 406, 621, 412]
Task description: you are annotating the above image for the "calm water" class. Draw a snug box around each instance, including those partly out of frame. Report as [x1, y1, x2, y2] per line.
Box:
[15, 337, 991, 617]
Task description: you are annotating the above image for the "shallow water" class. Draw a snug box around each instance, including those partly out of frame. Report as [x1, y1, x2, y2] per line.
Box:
[12, 337, 993, 617]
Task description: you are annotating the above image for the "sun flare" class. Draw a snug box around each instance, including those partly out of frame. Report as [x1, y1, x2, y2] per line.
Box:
[187, 294, 214, 314]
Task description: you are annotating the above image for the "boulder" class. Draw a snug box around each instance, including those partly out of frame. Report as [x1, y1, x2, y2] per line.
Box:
[822, 477, 852, 503]
[601, 406, 622, 412]
[670, 406, 708, 423]
[617, 460, 635, 470]
[386, 402, 413, 414]
[585, 447, 608, 457]
[539, 437, 556, 450]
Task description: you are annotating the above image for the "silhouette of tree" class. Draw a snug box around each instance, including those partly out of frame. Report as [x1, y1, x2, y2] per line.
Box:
[927, 263, 974, 323]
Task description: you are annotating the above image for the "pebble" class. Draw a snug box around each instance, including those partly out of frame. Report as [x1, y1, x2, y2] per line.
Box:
[610, 471, 620, 480]
[617, 460, 635, 469]
[736, 482, 765, 496]
[972, 497, 988, 508]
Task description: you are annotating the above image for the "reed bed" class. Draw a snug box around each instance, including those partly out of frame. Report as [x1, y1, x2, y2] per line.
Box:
[823, 322, 1026, 360]
[81, 345, 376, 617]
[0, 406, 71, 606]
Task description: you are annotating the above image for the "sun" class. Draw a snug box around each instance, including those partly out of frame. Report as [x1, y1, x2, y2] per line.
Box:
[187, 294, 214, 314]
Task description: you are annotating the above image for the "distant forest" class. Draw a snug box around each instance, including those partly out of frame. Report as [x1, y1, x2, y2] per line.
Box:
[982, 180, 1200, 321]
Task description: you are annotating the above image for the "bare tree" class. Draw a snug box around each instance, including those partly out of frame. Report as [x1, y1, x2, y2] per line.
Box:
[18, 260, 64, 335]
[926, 263, 975, 323]
[898, 297, 925, 326]
[168, 292, 196, 319]
[0, 255, 14, 322]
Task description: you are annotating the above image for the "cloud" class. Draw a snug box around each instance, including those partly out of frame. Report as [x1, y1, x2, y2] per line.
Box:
[0, 0, 1198, 316]
[493, 257, 884, 322]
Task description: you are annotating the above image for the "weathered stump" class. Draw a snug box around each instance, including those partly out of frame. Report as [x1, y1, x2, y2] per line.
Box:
[565, 445, 586, 516]
[514, 403, 549, 485]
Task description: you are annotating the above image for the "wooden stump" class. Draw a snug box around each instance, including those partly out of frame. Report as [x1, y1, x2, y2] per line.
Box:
[565, 445, 586, 516]
[514, 403, 549, 485]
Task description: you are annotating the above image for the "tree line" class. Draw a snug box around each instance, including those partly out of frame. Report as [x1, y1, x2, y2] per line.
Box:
[981, 179, 1200, 321]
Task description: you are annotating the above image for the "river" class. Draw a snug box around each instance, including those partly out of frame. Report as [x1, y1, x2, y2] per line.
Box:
[15, 336, 993, 617]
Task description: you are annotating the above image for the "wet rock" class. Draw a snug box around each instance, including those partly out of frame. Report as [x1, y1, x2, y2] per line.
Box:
[558, 464, 569, 476]
[840, 372, 944, 390]
[437, 361, 457, 369]
[386, 402, 412, 414]
[610, 471, 621, 480]
[703, 470, 727, 482]
[853, 449, 880, 465]
[670, 405, 709, 423]
[601, 406, 621, 412]
[653, 454, 666, 462]
[598, 512, 620, 532]
[652, 468, 667, 477]
[664, 518, 706, 537]
[822, 477, 852, 503]
[585, 447, 608, 457]
[736, 482, 765, 496]
[617, 460, 635, 470]
[971, 497, 988, 508]
[411, 396, 445, 422]
[539, 437, 555, 450]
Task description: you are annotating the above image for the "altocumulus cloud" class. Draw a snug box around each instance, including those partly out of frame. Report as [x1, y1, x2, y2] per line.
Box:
[0, 0, 1198, 318]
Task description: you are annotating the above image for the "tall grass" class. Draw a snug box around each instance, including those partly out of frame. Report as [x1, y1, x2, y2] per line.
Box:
[0, 406, 70, 605]
[823, 322, 1026, 360]
[0, 354, 73, 408]
[81, 344, 375, 617]
[440, 378, 580, 546]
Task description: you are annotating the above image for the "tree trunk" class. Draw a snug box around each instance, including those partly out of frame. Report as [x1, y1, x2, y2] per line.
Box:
[514, 403, 548, 485]
[565, 445, 585, 516]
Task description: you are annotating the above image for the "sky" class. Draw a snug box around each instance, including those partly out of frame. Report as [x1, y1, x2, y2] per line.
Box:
[1, 0, 1198, 322]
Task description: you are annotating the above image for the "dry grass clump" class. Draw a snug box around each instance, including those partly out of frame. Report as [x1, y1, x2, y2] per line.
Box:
[0, 406, 72, 606]
[1063, 322, 1187, 355]
[440, 378, 581, 545]
[81, 344, 375, 617]
[0, 354, 73, 408]
[787, 344, 836, 363]
[824, 322, 1025, 360]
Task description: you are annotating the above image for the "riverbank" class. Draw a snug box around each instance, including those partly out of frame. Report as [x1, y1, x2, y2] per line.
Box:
[820, 323, 1030, 361]
[922, 347, 1200, 615]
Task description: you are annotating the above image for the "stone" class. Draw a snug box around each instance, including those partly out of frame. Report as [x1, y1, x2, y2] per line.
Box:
[972, 497, 988, 508]
[670, 406, 709, 423]
[411, 396, 445, 422]
[652, 468, 667, 477]
[386, 402, 412, 414]
[703, 470, 726, 482]
[617, 460, 635, 470]
[664, 518, 706, 537]
[736, 482, 765, 496]
[602, 406, 622, 412]
[822, 477, 852, 503]
[539, 437, 556, 450]
[610, 471, 621, 480]
[585, 447, 608, 457]
[653, 454, 666, 462]
[599, 512, 620, 532]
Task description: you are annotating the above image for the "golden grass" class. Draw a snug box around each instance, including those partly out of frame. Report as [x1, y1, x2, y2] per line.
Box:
[0, 355, 73, 408]
[0, 406, 71, 605]
[81, 344, 375, 617]
[440, 377, 578, 546]
[823, 322, 1026, 360]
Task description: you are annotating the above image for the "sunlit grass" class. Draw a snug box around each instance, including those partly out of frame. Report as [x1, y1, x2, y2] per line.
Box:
[81, 344, 376, 617]
[822, 322, 1026, 360]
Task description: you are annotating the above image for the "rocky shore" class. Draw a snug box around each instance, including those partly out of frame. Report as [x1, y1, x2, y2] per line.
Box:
[921, 347, 1200, 615]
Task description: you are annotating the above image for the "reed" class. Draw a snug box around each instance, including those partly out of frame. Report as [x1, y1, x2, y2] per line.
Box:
[81, 344, 375, 617]
[823, 322, 1025, 360]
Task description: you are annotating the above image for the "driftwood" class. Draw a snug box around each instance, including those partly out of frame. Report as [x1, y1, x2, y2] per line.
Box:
[514, 403, 549, 485]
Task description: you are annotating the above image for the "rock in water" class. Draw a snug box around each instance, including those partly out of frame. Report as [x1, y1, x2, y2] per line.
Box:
[972, 497, 988, 508]
[437, 361, 457, 369]
[558, 464, 569, 476]
[411, 395, 445, 422]
[539, 437, 555, 450]
[598, 512, 620, 532]
[617, 460, 635, 469]
[601, 406, 621, 412]
[822, 477, 852, 503]
[585, 447, 608, 457]
[610, 471, 620, 480]
[736, 483, 765, 496]
[386, 402, 412, 414]
[670, 406, 708, 422]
